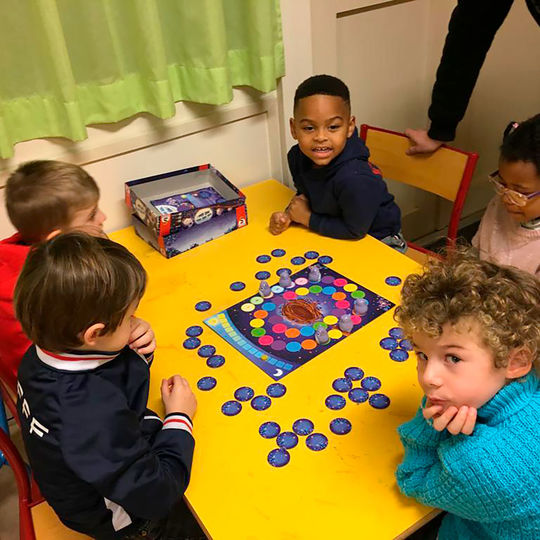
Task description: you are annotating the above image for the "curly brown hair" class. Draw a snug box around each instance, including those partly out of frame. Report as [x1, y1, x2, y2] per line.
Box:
[394, 249, 540, 372]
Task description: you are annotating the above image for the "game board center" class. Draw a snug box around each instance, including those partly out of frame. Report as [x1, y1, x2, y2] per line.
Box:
[281, 298, 322, 325]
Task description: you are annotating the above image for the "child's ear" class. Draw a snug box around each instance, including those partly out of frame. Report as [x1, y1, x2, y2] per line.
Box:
[289, 117, 298, 140]
[81, 323, 106, 347]
[505, 347, 533, 380]
[347, 115, 356, 138]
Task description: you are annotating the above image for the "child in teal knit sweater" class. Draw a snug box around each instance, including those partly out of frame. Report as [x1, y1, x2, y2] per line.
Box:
[394, 251, 540, 540]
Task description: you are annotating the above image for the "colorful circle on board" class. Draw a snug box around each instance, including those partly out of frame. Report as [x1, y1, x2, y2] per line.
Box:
[334, 278, 347, 287]
[286, 342, 301, 353]
[255, 270, 271, 280]
[300, 326, 315, 337]
[306, 433, 328, 451]
[259, 335, 274, 346]
[301, 339, 317, 350]
[351, 290, 366, 299]
[328, 329, 342, 340]
[277, 431, 298, 449]
[322, 286, 336, 296]
[324, 315, 338, 325]
[330, 418, 352, 435]
[206, 354, 225, 368]
[251, 395, 272, 411]
[325, 395, 346, 410]
[271, 285, 285, 294]
[251, 296, 264, 305]
[230, 281, 246, 291]
[195, 301, 211, 311]
[186, 325, 203, 337]
[313, 321, 327, 330]
[197, 376, 217, 391]
[256, 254, 271, 263]
[295, 277, 309, 287]
[221, 400, 242, 416]
[262, 302, 276, 312]
[291, 256, 306, 265]
[369, 393, 391, 409]
[183, 337, 201, 350]
[276, 267, 291, 276]
[399, 339, 413, 351]
[251, 328, 265, 337]
[266, 383, 287, 398]
[234, 386, 255, 402]
[380, 337, 398, 350]
[259, 421, 281, 439]
[304, 250, 319, 259]
[198, 345, 216, 357]
[361, 376, 382, 391]
[293, 418, 314, 436]
[348, 388, 369, 403]
[295, 287, 309, 296]
[390, 349, 409, 362]
[268, 448, 290, 467]
[343, 283, 358, 292]
[385, 276, 402, 286]
[344, 367, 364, 381]
[250, 319, 265, 328]
[285, 328, 300, 339]
[389, 327, 405, 339]
[318, 255, 333, 264]
[271, 248, 286, 257]
[270, 340, 286, 351]
[333, 378, 353, 392]
[309, 285, 323, 294]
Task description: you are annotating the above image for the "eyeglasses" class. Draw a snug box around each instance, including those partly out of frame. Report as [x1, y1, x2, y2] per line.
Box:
[488, 171, 540, 207]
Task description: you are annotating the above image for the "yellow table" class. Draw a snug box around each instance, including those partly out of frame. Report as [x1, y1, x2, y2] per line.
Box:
[111, 180, 437, 540]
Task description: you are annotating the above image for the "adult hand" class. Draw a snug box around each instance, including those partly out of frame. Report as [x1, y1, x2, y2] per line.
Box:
[129, 317, 156, 355]
[269, 211, 291, 235]
[405, 129, 444, 156]
[423, 401, 477, 435]
[161, 375, 197, 419]
[288, 194, 312, 228]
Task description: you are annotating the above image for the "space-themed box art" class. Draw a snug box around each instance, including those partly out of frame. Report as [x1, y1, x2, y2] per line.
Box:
[125, 164, 248, 258]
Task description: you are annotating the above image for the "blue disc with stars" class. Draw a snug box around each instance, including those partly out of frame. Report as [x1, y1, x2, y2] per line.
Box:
[234, 386, 255, 402]
[304, 250, 319, 259]
[399, 339, 413, 351]
[266, 383, 286, 398]
[344, 367, 364, 381]
[221, 400, 242, 416]
[276, 267, 291, 276]
[197, 376, 216, 391]
[291, 256, 306, 265]
[186, 325, 203, 337]
[277, 431, 298, 449]
[306, 433, 328, 451]
[361, 376, 382, 391]
[230, 281, 246, 291]
[183, 337, 200, 350]
[325, 395, 346, 410]
[332, 377, 353, 393]
[198, 345, 216, 357]
[292, 418, 314, 436]
[259, 421, 281, 439]
[388, 327, 405, 339]
[330, 418, 352, 435]
[255, 270, 271, 280]
[271, 248, 286, 257]
[380, 337, 398, 350]
[369, 393, 391, 409]
[268, 448, 290, 467]
[195, 300, 212, 311]
[251, 395, 272, 411]
[390, 349, 409, 362]
[206, 354, 225, 368]
[348, 388, 369, 403]
[385, 276, 402, 286]
[318, 255, 333, 265]
[256, 254, 271, 263]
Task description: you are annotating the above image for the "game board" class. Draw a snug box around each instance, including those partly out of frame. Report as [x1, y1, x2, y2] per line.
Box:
[204, 264, 395, 380]
[151, 186, 226, 214]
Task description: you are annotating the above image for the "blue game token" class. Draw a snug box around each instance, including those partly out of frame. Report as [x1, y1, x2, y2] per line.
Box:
[292, 418, 314, 436]
[256, 254, 271, 263]
[271, 249, 286, 257]
[291, 256, 306, 265]
[304, 250, 319, 259]
[379, 337, 398, 350]
[198, 345, 216, 357]
[385, 276, 402, 286]
[390, 349, 409, 362]
[186, 325, 203, 337]
[251, 395, 272, 411]
[369, 393, 391, 409]
[234, 386, 255, 402]
[195, 301, 212, 311]
[318, 255, 333, 265]
[230, 281, 246, 291]
[399, 339, 413, 351]
[361, 376, 382, 391]
[266, 383, 286, 398]
[206, 354, 225, 368]
[255, 270, 271, 280]
[221, 400, 242, 416]
[276, 267, 291, 276]
[277, 431, 298, 449]
[330, 418, 352, 435]
[197, 376, 217, 391]
[306, 433, 328, 451]
[183, 337, 201, 350]
[344, 367, 364, 381]
[332, 377, 353, 393]
[259, 421, 281, 439]
[268, 448, 290, 467]
[348, 388, 369, 403]
[325, 395, 346, 410]
[388, 327, 405, 339]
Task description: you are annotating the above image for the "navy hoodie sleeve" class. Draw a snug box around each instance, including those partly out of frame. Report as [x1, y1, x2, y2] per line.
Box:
[59, 376, 194, 521]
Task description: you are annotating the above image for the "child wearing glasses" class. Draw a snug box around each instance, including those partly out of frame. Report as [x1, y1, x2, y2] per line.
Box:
[472, 114, 540, 276]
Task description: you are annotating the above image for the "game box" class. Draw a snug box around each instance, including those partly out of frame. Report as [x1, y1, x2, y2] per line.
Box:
[125, 164, 248, 258]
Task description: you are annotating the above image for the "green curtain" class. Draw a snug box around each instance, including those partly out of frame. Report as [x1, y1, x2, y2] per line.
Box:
[0, 0, 285, 158]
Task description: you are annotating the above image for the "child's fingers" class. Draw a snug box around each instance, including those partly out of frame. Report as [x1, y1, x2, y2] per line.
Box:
[160, 378, 170, 397]
[135, 338, 156, 355]
[432, 406, 458, 431]
[422, 404, 443, 420]
[461, 407, 477, 435]
[446, 406, 470, 435]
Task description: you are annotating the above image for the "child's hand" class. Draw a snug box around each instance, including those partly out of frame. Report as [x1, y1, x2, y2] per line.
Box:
[404, 129, 443, 155]
[129, 317, 156, 355]
[288, 194, 311, 227]
[269, 211, 291, 235]
[161, 375, 197, 419]
[423, 401, 477, 435]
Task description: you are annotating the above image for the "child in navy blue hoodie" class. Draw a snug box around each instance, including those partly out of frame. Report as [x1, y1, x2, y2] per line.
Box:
[270, 75, 405, 251]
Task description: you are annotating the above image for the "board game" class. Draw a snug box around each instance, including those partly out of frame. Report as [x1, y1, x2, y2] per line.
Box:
[204, 264, 395, 380]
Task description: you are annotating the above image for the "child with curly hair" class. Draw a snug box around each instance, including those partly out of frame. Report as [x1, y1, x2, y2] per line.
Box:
[394, 251, 540, 539]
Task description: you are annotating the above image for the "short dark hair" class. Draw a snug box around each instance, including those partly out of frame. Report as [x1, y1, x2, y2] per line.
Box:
[14, 232, 147, 352]
[500, 114, 540, 174]
[294, 75, 350, 111]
